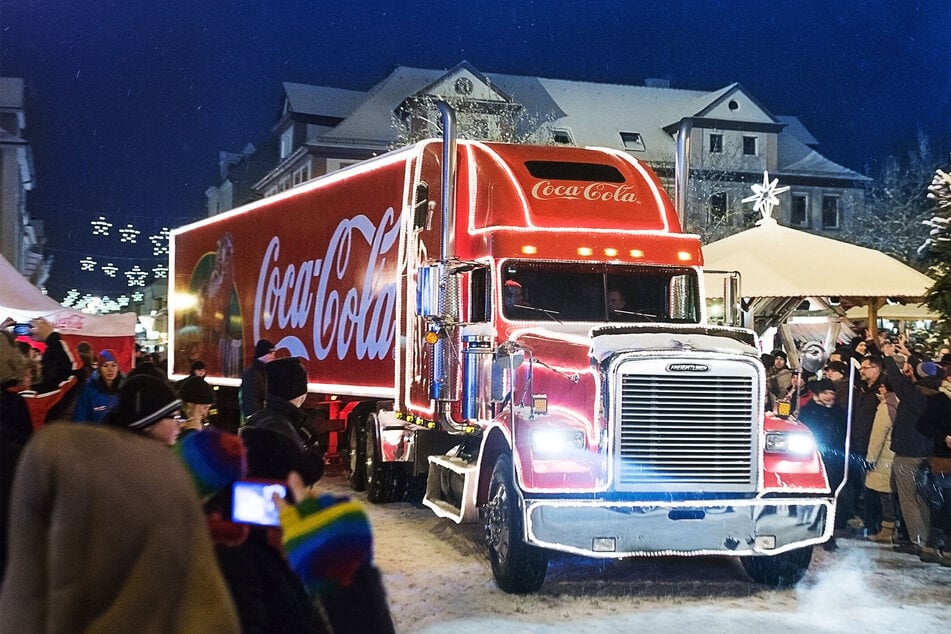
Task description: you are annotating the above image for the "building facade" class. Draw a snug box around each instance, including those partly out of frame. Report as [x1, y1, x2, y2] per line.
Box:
[0, 76, 48, 284]
[207, 63, 868, 242]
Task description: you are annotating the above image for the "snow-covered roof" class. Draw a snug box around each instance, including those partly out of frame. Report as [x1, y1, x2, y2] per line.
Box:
[282, 82, 366, 119]
[286, 64, 864, 180]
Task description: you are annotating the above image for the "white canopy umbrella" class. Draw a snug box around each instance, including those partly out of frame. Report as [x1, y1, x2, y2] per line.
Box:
[702, 216, 935, 336]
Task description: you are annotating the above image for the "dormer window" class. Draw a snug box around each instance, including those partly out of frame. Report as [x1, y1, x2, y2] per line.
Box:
[620, 132, 646, 152]
[551, 128, 574, 145]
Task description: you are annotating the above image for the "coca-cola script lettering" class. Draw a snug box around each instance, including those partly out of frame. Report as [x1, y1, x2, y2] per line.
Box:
[530, 180, 639, 204]
[253, 207, 400, 361]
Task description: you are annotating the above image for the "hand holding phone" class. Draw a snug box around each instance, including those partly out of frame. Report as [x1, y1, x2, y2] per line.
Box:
[12, 322, 32, 337]
[231, 480, 287, 526]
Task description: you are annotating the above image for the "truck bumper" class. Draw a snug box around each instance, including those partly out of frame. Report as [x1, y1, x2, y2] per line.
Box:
[525, 498, 833, 557]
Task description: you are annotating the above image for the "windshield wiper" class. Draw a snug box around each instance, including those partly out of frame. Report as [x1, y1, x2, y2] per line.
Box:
[513, 304, 563, 324]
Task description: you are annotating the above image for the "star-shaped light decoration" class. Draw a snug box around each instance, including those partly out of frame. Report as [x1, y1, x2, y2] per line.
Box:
[150, 228, 170, 256]
[91, 216, 112, 236]
[101, 262, 118, 278]
[118, 224, 141, 244]
[741, 170, 790, 223]
[125, 265, 147, 287]
[80, 256, 96, 271]
[152, 264, 168, 279]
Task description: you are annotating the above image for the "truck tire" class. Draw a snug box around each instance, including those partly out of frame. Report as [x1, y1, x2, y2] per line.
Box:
[740, 546, 813, 588]
[364, 413, 406, 503]
[484, 453, 548, 594]
[348, 416, 367, 491]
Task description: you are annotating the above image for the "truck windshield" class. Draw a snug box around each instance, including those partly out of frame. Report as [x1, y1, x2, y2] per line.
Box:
[501, 261, 701, 323]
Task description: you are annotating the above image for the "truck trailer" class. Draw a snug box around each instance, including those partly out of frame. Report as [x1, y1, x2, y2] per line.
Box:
[170, 104, 834, 593]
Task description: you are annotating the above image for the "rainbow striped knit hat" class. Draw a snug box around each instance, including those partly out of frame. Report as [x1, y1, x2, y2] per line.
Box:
[175, 428, 247, 501]
[280, 493, 373, 596]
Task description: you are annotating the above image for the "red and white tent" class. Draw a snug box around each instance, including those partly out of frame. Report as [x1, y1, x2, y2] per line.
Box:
[1, 255, 137, 371]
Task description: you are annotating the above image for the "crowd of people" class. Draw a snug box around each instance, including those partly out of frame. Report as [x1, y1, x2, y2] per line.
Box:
[765, 332, 951, 563]
[0, 320, 395, 633]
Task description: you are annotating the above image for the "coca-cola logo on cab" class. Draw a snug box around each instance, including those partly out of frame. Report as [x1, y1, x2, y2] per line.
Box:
[530, 180, 640, 204]
[253, 208, 401, 362]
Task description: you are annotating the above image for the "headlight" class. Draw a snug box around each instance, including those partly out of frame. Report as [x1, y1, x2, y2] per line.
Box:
[765, 432, 815, 457]
[531, 428, 586, 455]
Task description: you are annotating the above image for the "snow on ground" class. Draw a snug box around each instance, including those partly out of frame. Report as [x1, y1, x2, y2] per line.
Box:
[319, 466, 949, 633]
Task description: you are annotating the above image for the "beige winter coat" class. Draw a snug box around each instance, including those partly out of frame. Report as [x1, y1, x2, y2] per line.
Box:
[865, 392, 898, 493]
[0, 424, 240, 633]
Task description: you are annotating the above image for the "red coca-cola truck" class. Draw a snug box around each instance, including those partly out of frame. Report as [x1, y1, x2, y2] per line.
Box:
[170, 104, 833, 592]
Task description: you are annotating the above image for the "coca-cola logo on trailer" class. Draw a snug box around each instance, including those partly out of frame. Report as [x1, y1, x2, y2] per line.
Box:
[253, 207, 401, 362]
[530, 180, 640, 204]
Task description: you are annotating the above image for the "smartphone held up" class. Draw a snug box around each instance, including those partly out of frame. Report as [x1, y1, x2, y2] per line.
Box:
[231, 480, 287, 527]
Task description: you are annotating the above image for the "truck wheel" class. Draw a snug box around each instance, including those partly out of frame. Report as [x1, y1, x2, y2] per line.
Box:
[348, 416, 366, 491]
[365, 413, 406, 503]
[484, 453, 548, 594]
[740, 546, 813, 588]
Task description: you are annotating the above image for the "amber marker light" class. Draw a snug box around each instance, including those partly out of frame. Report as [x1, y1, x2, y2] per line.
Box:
[604, 248, 618, 257]
[424, 331, 440, 344]
[521, 245, 538, 254]
[577, 247, 593, 256]
[629, 249, 644, 258]
[677, 251, 693, 261]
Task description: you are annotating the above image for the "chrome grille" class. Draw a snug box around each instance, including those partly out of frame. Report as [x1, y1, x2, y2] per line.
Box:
[614, 358, 758, 491]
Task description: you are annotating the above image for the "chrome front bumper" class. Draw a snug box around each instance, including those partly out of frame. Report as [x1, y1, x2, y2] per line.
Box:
[525, 498, 834, 557]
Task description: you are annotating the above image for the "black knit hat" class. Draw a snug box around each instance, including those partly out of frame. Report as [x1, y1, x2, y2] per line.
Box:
[178, 375, 216, 405]
[265, 357, 308, 400]
[109, 374, 181, 430]
[770, 349, 787, 362]
[254, 339, 274, 358]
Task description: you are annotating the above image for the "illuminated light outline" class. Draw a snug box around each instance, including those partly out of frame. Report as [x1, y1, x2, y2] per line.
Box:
[589, 146, 673, 233]
[521, 245, 538, 254]
[603, 248, 618, 257]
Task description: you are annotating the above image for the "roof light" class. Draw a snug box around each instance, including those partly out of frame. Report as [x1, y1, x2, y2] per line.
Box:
[521, 245, 538, 255]
[677, 251, 693, 261]
[629, 249, 644, 258]
[577, 247, 593, 256]
[604, 248, 618, 257]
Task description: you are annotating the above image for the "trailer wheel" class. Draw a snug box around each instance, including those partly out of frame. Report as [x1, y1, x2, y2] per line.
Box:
[740, 546, 813, 588]
[347, 416, 366, 491]
[484, 453, 548, 594]
[365, 413, 406, 503]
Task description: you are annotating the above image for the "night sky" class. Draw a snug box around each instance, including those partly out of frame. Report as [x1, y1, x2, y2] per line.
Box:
[2, 0, 949, 301]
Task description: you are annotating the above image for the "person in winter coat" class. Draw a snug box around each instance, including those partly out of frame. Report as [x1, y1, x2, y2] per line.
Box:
[916, 368, 951, 567]
[842, 354, 886, 533]
[0, 419, 240, 632]
[240, 339, 273, 421]
[72, 348, 125, 423]
[798, 378, 847, 550]
[102, 374, 186, 446]
[880, 343, 942, 553]
[766, 349, 793, 411]
[865, 383, 898, 542]
[177, 375, 217, 439]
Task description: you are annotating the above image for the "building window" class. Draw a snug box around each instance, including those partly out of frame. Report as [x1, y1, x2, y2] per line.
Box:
[280, 128, 293, 160]
[791, 193, 809, 227]
[551, 128, 574, 145]
[709, 133, 723, 154]
[743, 136, 757, 156]
[821, 195, 840, 229]
[292, 164, 311, 186]
[620, 132, 646, 152]
[709, 192, 727, 223]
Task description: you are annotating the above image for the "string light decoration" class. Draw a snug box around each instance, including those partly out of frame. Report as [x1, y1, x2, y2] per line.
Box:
[131, 290, 144, 302]
[101, 262, 118, 278]
[125, 265, 147, 287]
[80, 257, 96, 271]
[118, 224, 141, 244]
[90, 216, 112, 236]
[150, 227, 170, 256]
[152, 264, 168, 278]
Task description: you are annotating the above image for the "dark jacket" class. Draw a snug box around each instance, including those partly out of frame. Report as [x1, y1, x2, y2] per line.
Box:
[240, 359, 267, 420]
[31, 332, 80, 421]
[798, 399, 847, 489]
[851, 377, 883, 455]
[244, 396, 324, 485]
[917, 388, 951, 459]
[883, 356, 934, 457]
[216, 529, 328, 634]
